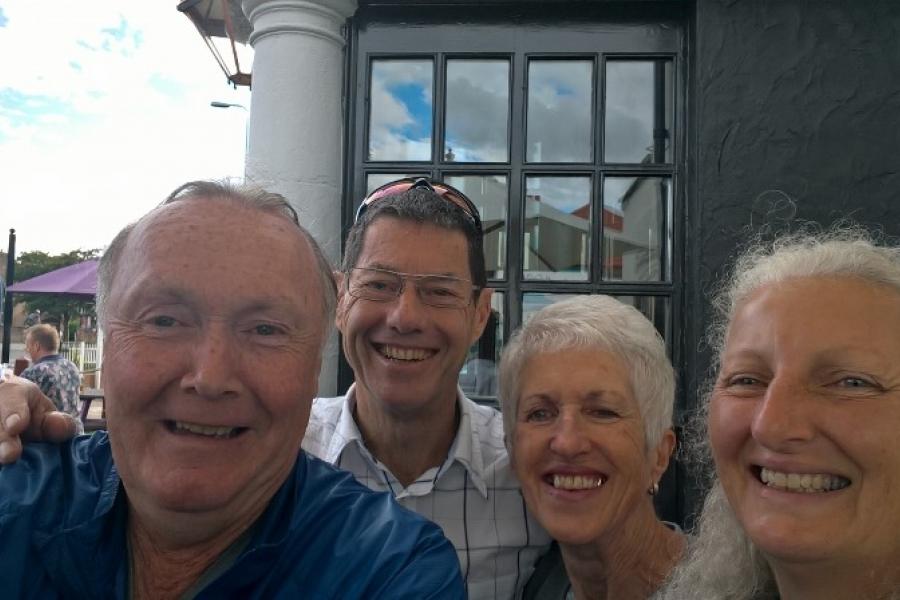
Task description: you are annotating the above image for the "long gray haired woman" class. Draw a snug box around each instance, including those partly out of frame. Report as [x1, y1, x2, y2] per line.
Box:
[659, 228, 900, 600]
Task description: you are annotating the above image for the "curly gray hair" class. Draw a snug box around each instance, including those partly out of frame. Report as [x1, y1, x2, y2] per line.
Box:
[658, 225, 900, 600]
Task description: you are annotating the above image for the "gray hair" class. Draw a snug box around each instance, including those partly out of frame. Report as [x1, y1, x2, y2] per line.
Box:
[498, 294, 675, 451]
[342, 186, 487, 288]
[659, 225, 900, 600]
[96, 180, 337, 337]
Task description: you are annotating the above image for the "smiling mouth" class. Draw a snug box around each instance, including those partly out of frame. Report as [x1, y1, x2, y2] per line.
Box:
[545, 474, 605, 490]
[757, 467, 850, 493]
[375, 343, 435, 362]
[165, 420, 246, 439]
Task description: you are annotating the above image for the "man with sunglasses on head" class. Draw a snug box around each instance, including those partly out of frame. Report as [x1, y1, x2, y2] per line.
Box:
[303, 178, 550, 599]
[0, 178, 550, 599]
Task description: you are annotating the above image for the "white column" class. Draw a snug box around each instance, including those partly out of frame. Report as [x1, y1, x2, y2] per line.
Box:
[242, 0, 356, 397]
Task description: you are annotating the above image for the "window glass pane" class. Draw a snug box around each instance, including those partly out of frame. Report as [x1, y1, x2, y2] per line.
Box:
[445, 60, 510, 162]
[614, 295, 670, 341]
[445, 174, 507, 279]
[368, 59, 433, 161]
[524, 176, 591, 281]
[604, 60, 673, 164]
[602, 176, 670, 282]
[459, 291, 504, 403]
[365, 173, 425, 195]
[526, 60, 593, 163]
[522, 292, 580, 323]
[522, 293, 669, 341]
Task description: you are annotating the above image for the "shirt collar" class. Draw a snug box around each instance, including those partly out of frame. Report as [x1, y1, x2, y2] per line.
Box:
[34, 354, 62, 365]
[321, 384, 369, 464]
[326, 384, 489, 499]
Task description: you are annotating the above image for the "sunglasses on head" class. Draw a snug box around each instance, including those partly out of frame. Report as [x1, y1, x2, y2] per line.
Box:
[355, 177, 483, 235]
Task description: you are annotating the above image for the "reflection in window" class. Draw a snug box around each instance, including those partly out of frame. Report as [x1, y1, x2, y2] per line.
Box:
[445, 174, 507, 279]
[604, 60, 673, 164]
[445, 60, 510, 163]
[368, 59, 433, 161]
[522, 293, 669, 340]
[459, 291, 504, 403]
[365, 173, 425, 195]
[524, 177, 591, 281]
[602, 177, 670, 282]
[614, 295, 669, 341]
[522, 292, 579, 323]
[526, 60, 593, 163]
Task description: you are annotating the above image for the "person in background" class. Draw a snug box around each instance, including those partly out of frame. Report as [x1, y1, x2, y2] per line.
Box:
[658, 228, 900, 600]
[0, 180, 463, 599]
[501, 295, 684, 600]
[20, 324, 83, 431]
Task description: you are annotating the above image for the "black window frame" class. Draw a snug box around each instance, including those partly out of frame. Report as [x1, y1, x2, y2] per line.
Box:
[342, 3, 688, 410]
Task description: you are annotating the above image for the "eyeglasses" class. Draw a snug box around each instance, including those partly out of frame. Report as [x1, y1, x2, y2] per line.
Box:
[355, 177, 483, 235]
[347, 267, 480, 309]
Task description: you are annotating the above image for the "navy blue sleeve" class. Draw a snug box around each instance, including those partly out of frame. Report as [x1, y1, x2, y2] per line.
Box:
[365, 524, 466, 599]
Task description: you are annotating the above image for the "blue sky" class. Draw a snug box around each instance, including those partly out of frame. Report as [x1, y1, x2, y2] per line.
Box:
[0, 1, 251, 254]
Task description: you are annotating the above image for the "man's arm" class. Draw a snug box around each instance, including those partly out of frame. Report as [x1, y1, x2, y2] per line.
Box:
[0, 376, 79, 464]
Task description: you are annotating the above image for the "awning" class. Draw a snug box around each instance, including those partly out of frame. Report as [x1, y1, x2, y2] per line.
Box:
[8, 259, 98, 298]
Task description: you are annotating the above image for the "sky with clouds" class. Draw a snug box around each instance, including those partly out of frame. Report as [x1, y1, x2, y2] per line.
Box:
[0, 1, 252, 254]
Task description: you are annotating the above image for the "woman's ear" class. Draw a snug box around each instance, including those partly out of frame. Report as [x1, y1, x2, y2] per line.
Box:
[651, 428, 677, 482]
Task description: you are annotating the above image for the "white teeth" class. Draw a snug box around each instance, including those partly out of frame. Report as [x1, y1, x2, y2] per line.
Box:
[173, 421, 238, 438]
[760, 467, 850, 493]
[552, 474, 604, 490]
[379, 345, 432, 361]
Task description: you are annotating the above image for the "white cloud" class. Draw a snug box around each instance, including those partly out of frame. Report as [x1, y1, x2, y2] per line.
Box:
[0, 0, 252, 254]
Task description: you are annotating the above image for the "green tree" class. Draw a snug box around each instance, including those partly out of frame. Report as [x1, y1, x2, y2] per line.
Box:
[15, 249, 101, 341]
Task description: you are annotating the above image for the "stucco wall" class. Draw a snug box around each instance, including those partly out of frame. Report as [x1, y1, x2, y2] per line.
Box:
[682, 0, 900, 517]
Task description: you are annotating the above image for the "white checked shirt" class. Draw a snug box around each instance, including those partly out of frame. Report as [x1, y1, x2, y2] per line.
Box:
[303, 385, 552, 600]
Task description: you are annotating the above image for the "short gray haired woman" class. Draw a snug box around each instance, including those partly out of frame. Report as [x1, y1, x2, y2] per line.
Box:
[659, 228, 900, 600]
[500, 295, 684, 600]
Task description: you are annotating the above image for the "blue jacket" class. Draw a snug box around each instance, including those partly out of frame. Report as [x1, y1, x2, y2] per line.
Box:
[0, 433, 464, 599]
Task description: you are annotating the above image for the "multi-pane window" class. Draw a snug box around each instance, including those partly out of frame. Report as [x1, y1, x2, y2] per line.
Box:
[348, 12, 683, 405]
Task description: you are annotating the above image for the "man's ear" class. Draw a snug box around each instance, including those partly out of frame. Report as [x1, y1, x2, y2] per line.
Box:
[333, 270, 346, 330]
[469, 288, 494, 345]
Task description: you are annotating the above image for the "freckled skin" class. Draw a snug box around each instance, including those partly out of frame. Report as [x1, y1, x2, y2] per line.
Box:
[710, 276, 900, 589]
[102, 198, 325, 539]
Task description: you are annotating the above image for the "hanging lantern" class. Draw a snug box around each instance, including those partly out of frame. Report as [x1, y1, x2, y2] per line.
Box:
[177, 0, 252, 87]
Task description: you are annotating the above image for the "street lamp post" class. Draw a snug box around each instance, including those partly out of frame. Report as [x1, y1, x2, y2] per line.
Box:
[210, 101, 249, 161]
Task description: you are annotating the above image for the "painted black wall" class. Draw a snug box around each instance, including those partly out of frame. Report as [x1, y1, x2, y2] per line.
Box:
[681, 0, 900, 519]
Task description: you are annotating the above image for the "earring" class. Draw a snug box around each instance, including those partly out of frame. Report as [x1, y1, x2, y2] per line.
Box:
[647, 481, 659, 496]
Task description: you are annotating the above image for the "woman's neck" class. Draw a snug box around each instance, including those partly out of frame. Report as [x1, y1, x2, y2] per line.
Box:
[561, 505, 684, 600]
[772, 555, 900, 600]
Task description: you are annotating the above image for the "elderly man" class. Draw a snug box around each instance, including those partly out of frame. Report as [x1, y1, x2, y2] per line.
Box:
[0, 181, 463, 599]
[20, 324, 82, 428]
[0, 178, 549, 599]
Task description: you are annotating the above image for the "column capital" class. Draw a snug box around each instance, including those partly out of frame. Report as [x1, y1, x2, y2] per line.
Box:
[243, 0, 357, 47]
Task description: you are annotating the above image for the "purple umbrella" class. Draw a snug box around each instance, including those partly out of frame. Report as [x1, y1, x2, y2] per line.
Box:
[8, 259, 98, 298]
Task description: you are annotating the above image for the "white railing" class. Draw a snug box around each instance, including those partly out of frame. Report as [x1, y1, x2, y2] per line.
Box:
[60, 342, 99, 372]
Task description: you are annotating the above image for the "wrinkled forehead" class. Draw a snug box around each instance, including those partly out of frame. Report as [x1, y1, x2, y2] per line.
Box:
[111, 199, 321, 310]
